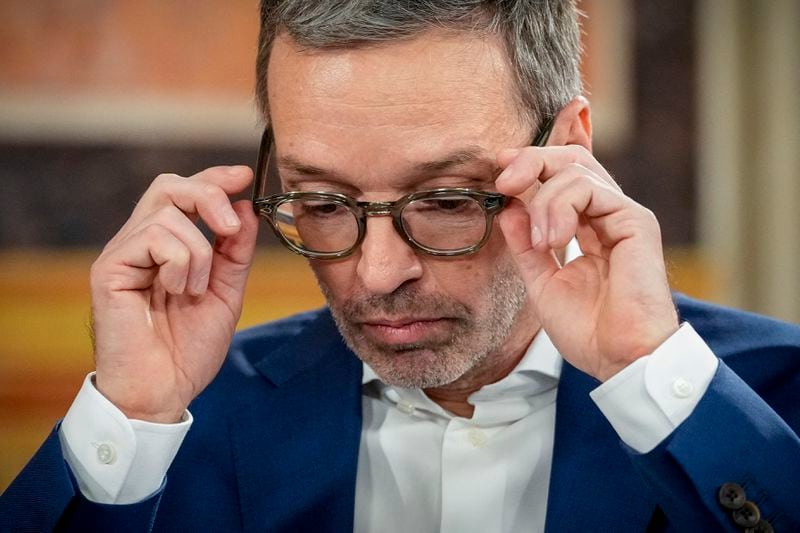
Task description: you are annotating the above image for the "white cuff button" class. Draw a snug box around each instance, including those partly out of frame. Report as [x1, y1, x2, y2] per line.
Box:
[671, 378, 695, 399]
[96, 442, 117, 465]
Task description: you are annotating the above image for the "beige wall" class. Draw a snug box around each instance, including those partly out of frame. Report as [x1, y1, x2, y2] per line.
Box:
[697, 0, 800, 322]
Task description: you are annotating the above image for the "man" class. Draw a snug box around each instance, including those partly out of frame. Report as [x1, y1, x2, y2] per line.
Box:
[2, 1, 799, 531]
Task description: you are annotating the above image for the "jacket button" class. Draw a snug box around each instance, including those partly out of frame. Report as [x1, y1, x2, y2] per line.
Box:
[718, 482, 746, 510]
[731, 501, 761, 528]
[744, 519, 774, 533]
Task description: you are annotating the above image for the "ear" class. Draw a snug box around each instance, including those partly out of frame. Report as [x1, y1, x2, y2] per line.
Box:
[547, 96, 592, 151]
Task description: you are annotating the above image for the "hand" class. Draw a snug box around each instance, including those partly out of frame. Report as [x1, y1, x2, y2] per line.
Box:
[495, 146, 678, 382]
[90, 166, 259, 422]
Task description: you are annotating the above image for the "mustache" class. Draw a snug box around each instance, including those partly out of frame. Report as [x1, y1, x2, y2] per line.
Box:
[338, 285, 471, 322]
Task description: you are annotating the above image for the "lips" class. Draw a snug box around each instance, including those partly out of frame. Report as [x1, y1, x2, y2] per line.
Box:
[365, 316, 441, 328]
[359, 317, 450, 345]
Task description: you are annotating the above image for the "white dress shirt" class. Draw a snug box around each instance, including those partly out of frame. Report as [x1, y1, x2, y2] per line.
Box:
[354, 326, 562, 532]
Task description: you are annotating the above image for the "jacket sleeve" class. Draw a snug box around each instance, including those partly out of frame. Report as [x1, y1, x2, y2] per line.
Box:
[0, 426, 163, 532]
[628, 360, 800, 532]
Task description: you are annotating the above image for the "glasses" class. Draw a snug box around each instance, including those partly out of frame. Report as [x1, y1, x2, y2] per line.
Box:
[252, 118, 554, 259]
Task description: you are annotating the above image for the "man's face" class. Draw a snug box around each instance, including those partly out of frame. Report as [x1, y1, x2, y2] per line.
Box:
[267, 30, 539, 388]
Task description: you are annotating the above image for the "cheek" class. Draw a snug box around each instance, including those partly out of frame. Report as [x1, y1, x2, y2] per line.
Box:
[424, 254, 494, 301]
[454, 231, 519, 291]
[472, 219, 513, 267]
[308, 259, 358, 301]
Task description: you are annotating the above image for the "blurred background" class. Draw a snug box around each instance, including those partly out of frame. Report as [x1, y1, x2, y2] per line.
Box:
[1, 0, 798, 492]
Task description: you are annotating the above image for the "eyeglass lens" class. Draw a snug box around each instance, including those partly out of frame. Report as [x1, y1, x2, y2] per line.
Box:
[273, 194, 488, 255]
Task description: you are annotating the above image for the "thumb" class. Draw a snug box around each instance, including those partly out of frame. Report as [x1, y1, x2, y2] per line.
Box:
[498, 202, 559, 300]
[208, 199, 259, 301]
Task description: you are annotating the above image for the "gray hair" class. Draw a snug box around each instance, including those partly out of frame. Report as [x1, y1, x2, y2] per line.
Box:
[256, 0, 583, 130]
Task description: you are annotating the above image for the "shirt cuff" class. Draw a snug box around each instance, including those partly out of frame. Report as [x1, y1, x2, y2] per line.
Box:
[59, 372, 193, 504]
[589, 323, 719, 453]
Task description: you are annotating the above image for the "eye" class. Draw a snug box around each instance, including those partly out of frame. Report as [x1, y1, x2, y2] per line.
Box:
[300, 201, 347, 217]
[434, 198, 470, 211]
[410, 197, 473, 213]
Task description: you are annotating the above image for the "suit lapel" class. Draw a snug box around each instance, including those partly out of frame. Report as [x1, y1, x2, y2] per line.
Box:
[225, 310, 661, 531]
[545, 361, 658, 532]
[228, 311, 364, 532]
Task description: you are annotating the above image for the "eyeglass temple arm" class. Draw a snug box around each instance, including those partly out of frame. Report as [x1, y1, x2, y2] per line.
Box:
[252, 128, 274, 213]
[531, 117, 555, 147]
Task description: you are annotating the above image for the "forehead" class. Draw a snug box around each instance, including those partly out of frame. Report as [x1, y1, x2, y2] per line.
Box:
[266, 30, 526, 176]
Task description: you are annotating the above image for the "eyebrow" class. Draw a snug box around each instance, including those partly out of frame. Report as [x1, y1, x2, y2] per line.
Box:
[278, 145, 500, 183]
[411, 146, 497, 175]
[278, 155, 333, 178]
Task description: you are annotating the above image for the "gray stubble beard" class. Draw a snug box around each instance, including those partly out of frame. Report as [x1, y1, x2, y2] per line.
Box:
[317, 258, 528, 389]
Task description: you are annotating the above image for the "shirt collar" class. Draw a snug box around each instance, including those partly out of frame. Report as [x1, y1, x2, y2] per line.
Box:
[362, 362, 380, 384]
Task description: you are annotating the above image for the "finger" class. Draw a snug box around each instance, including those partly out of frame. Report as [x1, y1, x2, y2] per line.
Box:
[119, 166, 253, 241]
[574, 214, 604, 258]
[495, 145, 620, 197]
[497, 201, 560, 300]
[578, 207, 662, 253]
[128, 206, 215, 296]
[496, 148, 522, 168]
[207, 199, 260, 305]
[100, 224, 192, 295]
[535, 173, 658, 258]
[526, 165, 624, 251]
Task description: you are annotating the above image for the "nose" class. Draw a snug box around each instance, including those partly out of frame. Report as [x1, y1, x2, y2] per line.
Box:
[356, 215, 424, 295]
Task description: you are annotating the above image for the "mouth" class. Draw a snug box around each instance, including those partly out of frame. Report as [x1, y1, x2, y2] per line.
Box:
[358, 317, 453, 346]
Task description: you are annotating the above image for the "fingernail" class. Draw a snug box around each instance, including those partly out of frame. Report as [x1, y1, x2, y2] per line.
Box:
[226, 165, 248, 175]
[223, 207, 240, 227]
[191, 274, 209, 295]
[175, 275, 187, 294]
[531, 226, 543, 246]
[548, 226, 557, 244]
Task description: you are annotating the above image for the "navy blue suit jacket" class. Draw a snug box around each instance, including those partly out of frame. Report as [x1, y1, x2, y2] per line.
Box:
[2, 294, 800, 532]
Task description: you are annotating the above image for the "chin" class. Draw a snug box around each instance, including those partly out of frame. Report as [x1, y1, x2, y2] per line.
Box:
[356, 343, 475, 389]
